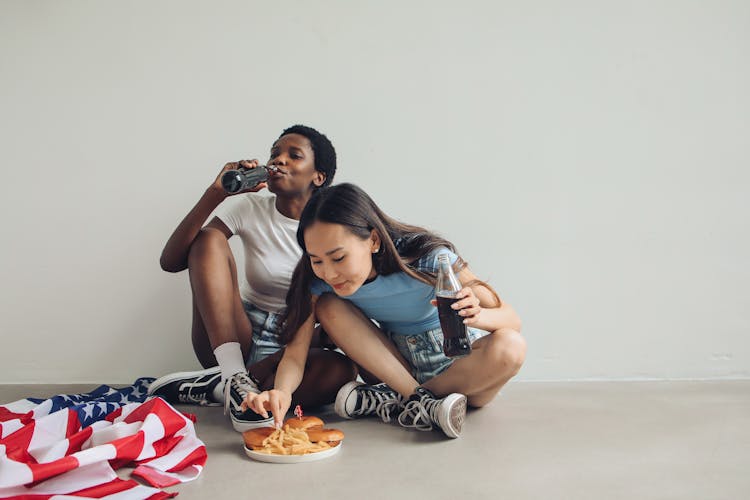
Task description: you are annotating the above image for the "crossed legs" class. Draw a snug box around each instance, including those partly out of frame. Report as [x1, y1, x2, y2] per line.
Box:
[315, 293, 525, 407]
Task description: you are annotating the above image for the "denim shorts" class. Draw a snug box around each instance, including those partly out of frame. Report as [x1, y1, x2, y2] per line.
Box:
[243, 301, 284, 366]
[388, 326, 488, 384]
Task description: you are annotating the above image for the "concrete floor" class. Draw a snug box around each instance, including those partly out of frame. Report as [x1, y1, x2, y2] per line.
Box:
[1, 381, 748, 500]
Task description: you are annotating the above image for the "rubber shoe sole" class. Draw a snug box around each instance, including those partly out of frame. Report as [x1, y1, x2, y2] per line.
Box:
[437, 393, 467, 439]
[230, 410, 274, 432]
[334, 381, 364, 419]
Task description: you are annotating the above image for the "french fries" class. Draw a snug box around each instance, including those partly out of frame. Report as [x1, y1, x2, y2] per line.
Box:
[252, 425, 332, 455]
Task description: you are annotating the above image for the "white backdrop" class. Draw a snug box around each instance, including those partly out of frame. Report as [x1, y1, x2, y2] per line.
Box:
[1, 0, 748, 383]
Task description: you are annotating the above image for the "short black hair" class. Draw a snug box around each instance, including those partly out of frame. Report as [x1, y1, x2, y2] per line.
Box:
[279, 125, 337, 188]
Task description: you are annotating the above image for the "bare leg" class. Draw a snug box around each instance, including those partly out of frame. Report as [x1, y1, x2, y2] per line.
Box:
[421, 328, 526, 407]
[187, 229, 253, 368]
[315, 293, 419, 398]
[316, 293, 526, 406]
[357, 367, 383, 386]
[314, 325, 380, 384]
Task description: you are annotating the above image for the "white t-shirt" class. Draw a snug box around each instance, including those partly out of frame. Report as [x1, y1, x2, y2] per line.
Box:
[213, 194, 301, 313]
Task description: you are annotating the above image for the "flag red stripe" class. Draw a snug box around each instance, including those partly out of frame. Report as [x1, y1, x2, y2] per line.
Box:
[0, 407, 30, 422]
[68, 477, 142, 498]
[146, 491, 178, 500]
[167, 445, 207, 474]
[150, 434, 183, 458]
[124, 398, 187, 437]
[0, 494, 53, 499]
[66, 425, 94, 455]
[107, 430, 146, 469]
[66, 409, 82, 438]
[0, 420, 37, 464]
[28, 455, 79, 483]
[132, 464, 181, 488]
[104, 406, 123, 423]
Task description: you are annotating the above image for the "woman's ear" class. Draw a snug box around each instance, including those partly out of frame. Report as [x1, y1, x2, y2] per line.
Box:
[312, 170, 326, 187]
[370, 230, 381, 253]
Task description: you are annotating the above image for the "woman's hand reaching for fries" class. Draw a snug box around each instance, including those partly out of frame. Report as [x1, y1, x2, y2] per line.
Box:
[242, 389, 292, 428]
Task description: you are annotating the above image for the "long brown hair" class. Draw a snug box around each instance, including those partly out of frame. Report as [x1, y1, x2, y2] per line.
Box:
[280, 183, 499, 342]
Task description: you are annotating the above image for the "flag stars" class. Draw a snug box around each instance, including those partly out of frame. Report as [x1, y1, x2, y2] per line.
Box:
[96, 402, 111, 416]
[82, 405, 95, 420]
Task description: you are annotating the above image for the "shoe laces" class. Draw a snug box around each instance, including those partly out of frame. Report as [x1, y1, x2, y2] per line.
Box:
[177, 376, 217, 406]
[223, 372, 259, 415]
[178, 390, 211, 406]
[397, 390, 441, 431]
[355, 385, 403, 423]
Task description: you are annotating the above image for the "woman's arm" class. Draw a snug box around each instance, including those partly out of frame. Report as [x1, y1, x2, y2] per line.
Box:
[160, 160, 267, 272]
[160, 188, 229, 272]
[454, 266, 522, 333]
[274, 313, 316, 395]
[243, 299, 318, 427]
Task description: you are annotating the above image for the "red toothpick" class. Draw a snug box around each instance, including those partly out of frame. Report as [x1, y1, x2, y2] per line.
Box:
[294, 404, 303, 420]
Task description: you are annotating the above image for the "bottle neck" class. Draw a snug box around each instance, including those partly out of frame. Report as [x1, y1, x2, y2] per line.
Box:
[436, 254, 461, 295]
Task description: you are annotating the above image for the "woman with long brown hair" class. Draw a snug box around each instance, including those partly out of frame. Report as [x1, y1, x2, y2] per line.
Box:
[244, 183, 525, 438]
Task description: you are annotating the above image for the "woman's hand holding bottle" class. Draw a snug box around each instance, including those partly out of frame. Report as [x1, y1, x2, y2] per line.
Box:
[452, 287, 482, 325]
[432, 286, 482, 325]
[211, 159, 268, 196]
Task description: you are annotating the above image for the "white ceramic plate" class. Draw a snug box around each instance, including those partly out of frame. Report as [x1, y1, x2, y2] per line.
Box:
[244, 442, 342, 464]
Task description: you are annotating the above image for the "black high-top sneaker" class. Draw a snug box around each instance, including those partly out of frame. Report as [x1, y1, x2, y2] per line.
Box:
[334, 381, 405, 423]
[397, 386, 467, 438]
[223, 371, 274, 432]
[147, 366, 223, 406]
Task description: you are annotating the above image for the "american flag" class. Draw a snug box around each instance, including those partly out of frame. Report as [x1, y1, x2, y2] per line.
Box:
[0, 378, 207, 499]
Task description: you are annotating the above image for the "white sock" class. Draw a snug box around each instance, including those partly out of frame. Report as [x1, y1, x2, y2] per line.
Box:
[212, 342, 246, 400]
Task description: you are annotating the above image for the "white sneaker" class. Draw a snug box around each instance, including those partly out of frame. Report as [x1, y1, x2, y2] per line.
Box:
[397, 386, 467, 438]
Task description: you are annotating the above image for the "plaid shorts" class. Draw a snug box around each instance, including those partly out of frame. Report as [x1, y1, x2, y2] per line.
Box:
[388, 326, 488, 384]
[243, 301, 284, 366]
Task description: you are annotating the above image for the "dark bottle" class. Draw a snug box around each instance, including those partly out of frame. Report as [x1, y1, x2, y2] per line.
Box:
[436, 253, 472, 358]
[221, 165, 271, 194]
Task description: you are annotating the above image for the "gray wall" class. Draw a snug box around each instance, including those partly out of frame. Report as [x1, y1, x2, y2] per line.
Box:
[1, 0, 748, 383]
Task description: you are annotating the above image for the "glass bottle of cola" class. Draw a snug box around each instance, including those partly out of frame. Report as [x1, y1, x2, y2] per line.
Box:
[221, 165, 270, 194]
[435, 253, 472, 358]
